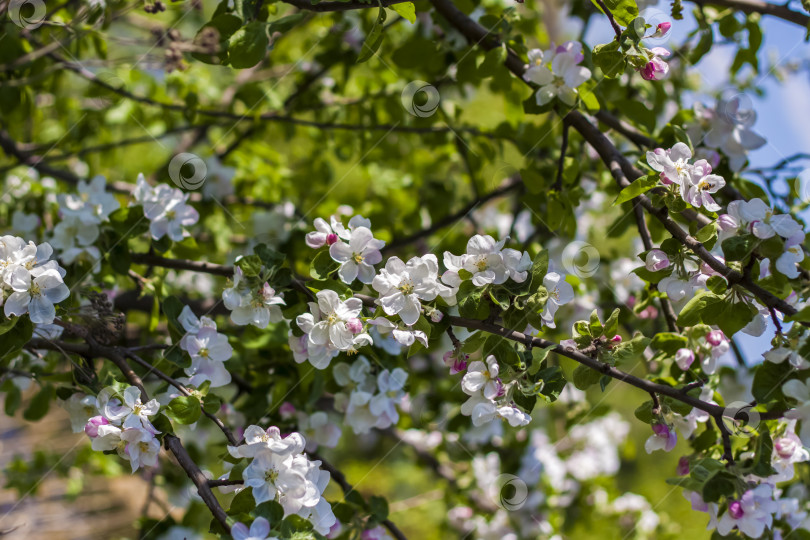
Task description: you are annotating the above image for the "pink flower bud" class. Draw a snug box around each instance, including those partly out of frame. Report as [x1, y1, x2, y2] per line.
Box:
[728, 500, 744, 519]
[638, 305, 659, 319]
[717, 214, 739, 231]
[443, 350, 468, 374]
[677, 456, 690, 476]
[656, 22, 672, 35]
[653, 423, 670, 437]
[675, 348, 695, 370]
[326, 233, 339, 245]
[84, 416, 109, 438]
[645, 249, 670, 272]
[611, 335, 622, 343]
[706, 330, 725, 347]
[279, 402, 296, 420]
[430, 310, 444, 323]
[775, 435, 799, 459]
[346, 318, 363, 334]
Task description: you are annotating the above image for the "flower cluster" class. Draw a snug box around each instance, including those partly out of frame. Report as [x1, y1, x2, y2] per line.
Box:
[646, 142, 726, 211]
[721, 198, 805, 278]
[523, 41, 591, 107]
[306, 215, 386, 285]
[687, 98, 767, 172]
[177, 305, 233, 388]
[132, 174, 199, 242]
[373, 255, 456, 325]
[0, 236, 69, 324]
[79, 386, 162, 473]
[52, 175, 119, 269]
[229, 426, 336, 535]
[223, 266, 286, 328]
[332, 357, 408, 434]
[441, 234, 532, 288]
[460, 355, 531, 428]
[293, 289, 368, 368]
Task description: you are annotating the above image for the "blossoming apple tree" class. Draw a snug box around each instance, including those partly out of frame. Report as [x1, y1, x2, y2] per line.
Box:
[2, 0, 810, 538]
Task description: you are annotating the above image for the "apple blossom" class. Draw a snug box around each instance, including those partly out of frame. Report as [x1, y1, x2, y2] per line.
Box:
[682, 159, 725, 211]
[372, 255, 453, 325]
[689, 99, 767, 172]
[462, 355, 502, 400]
[540, 272, 574, 329]
[675, 348, 695, 370]
[646, 142, 693, 186]
[308, 289, 365, 351]
[61, 393, 100, 432]
[121, 427, 161, 472]
[297, 411, 342, 451]
[223, 267, 286, 328]
[84, 415, 109, 438]
[137, 179, 199, 242]
[368, 317, 428, 348]
[716, 484, 776, 538]
[294, 301, 341, 368]
[645, 423, 677, 453]
[443, 350, 469, 374]
[329, 226, 385, 284]
[103, 386, 161, 435]
[638, 47, 670, 81]
[783, 379, 810, 445]
[231, 518, 277, 540]
[523, 44, 591, 106]
[644, 249, 669, 272]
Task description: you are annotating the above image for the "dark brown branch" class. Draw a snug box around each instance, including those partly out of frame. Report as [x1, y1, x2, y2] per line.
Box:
[281, 0, 410, 11]
[593, 0, 623, 39]
[692, 0, 810, 27]
[382, 177, 523, 253]
[24, 338, 231, 530]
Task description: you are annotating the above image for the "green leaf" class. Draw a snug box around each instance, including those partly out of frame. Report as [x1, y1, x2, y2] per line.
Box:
[752, 361, 790, 404]
[721, 235, 757, 262]
[614, 175, 658, 205]
[535, 366, 567, 402]
[368, 495, 389, 522]
[254, 500, 284, 523]
[591, 0, 639, 25]
[457, 281, 490, 320]
[310, 250, 339, 280]
[572, 364, 602, 390]
[529, 250, 549, 289]
[592, 40, 625, 78]
[228, 21, 269, 69]
[23, 384, 54, 421]
[166, 396, 202, 425]
[357, 7, 387, 63]
[604, 308, 620, 337]
[389, 2, 416, 23]
[786, 305, 810, 323]
[0, 316, 33, 360]
[589, 309, 603, 337]
[650, 332, 688, 355]
[677, 290, 722, 327]
[528, 345, 556, 375]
